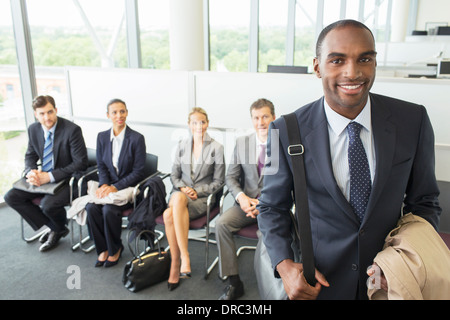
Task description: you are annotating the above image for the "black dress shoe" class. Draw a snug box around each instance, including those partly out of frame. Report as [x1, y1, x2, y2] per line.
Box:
[39, 227, 69, 252]
[218, 282, 244, 300]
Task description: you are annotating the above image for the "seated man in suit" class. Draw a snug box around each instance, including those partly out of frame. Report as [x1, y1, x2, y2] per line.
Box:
[5, 95, 88, 252]
[215, 98, 276, 300]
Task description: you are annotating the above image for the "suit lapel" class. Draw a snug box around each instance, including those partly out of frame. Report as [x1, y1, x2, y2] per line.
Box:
[104, 130, 118, 180]
[247, 133, 262, 182]
[52, 117, 63, 166]
[363, 94, 396, 225]
[302, 99, 357, 224]
[192, 133, 212, 182]
[37, 125, 45, 160]
[117, 126, 130, 176]
[180, 136, 194, 185]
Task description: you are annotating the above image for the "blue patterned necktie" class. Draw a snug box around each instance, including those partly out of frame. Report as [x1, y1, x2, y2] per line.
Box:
[347, 122, 371, 223]
[42, 131, 53, 172]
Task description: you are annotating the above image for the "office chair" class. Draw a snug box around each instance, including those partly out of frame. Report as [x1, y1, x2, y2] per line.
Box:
[20, 188, 74, 243]
[154, 173, 225, 279]
[19, 147, 93, 243]
[70, 152, 159, 253]
[205, 188, 259, 280]
[437, 180, 450, 249]
[69, 147, 98, 251]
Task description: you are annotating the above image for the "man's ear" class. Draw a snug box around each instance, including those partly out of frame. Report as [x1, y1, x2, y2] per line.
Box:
[313, 57, 321, 78]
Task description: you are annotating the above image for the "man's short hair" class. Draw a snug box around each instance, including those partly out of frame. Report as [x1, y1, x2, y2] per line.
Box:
[250, 98, 275, 116]
[107, 98, 127, 112]
[32, 95, 55, 110]
[315, 19, 375, 58]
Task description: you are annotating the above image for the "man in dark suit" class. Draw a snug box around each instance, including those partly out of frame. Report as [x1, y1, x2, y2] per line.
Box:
[257, 20, 441, 300]
[5, 95, 88, 252]
[216, 98, 275, 300]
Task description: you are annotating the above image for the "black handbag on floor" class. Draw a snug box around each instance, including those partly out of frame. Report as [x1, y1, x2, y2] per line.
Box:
[122, 229, 171, 292]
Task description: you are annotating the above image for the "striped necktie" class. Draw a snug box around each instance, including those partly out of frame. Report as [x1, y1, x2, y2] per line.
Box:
[42, 131, 53, 172]
[347, 122, 371, 223]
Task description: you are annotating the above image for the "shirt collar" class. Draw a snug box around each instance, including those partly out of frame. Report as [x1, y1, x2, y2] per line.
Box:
[110, 125, 127, 142]
[323, 98, 372, 136]
[42, 122, 57, 137]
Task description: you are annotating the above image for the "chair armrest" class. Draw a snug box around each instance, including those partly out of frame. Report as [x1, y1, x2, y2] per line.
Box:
[69, 176, 75, 205]
[219, 188, 230, 214]
[77, 167, 99, 197]
[207, 183, 226, 207]
[131, 171, 162, 209]
[142, 172, 170, 199]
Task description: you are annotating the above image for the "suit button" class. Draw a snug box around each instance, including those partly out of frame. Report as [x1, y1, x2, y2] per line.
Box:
[359, 229, 365, 236]
[352, 264, 358, 271]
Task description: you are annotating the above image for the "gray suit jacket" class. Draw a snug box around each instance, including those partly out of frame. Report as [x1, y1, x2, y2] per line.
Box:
[226, 133, 264, 201]
[257, 93, 441, 299]
[170, 132, 225, 198]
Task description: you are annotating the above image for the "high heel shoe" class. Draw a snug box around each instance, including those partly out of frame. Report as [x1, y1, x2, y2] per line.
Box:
[168, 281, 180, 291]
[95, 251, 108, 267]
[179, 272, 191, 279]
[95, 259, 106, 268]
[104, 245, 123, 268]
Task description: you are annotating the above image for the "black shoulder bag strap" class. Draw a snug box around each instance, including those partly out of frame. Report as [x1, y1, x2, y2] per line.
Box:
[282, 112, 317, 287]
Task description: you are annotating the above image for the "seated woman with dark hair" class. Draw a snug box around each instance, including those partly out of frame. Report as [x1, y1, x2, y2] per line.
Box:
[86, 99, 146, 268]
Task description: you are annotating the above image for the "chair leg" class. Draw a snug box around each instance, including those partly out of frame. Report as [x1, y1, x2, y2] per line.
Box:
[236, 245, 256, 257]
[21, 218, 49, 243]
[70, 219, 95, 253]
[206, 256, 219, 278]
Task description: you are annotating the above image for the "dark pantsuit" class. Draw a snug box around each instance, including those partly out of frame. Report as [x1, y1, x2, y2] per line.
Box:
[5, 184, 70, 232]
[86, 202, 132, 256]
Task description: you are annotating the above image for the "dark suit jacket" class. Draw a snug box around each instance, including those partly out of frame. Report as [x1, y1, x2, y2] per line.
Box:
[257, 93, 441, 299]
[96, 125, 146, 191]
[25, 116, 87, 182]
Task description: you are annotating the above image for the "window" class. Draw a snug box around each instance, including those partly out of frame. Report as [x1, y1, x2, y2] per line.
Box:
[294, 0, 318, 70]
[363, 0, 392, 42]
[138, 0, 170, 69]
[259, 0, 289, 72]
[0, 1, 27, 202]
[209, 0, 250, 72]
[26, 0, 127, 117]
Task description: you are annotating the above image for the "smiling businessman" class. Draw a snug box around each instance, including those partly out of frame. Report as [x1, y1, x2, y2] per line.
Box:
[257, 20, 441, 300]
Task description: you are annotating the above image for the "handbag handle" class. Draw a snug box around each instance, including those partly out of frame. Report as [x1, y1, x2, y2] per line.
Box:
[282, 113, 317, 287]
[126, 229, 165, 263]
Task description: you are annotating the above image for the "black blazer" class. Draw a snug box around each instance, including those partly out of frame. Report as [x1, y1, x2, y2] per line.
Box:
[257, 93, 441, 299]
[96, 125, 146, 191]
[25, 116, 88, 182]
